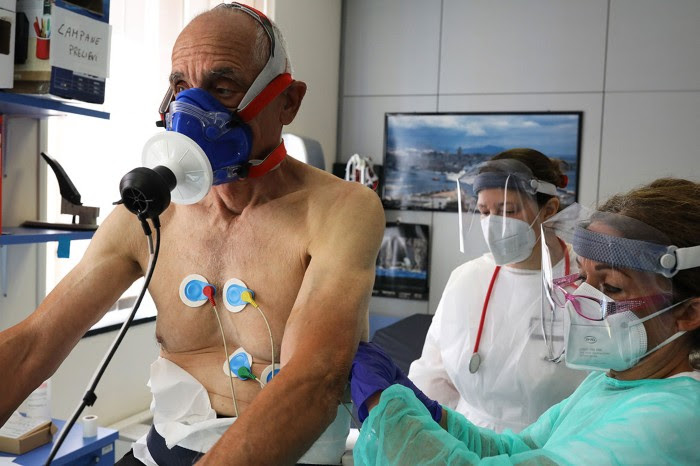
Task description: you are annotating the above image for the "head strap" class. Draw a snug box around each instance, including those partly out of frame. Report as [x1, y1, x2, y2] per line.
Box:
[573, 226, 700, 278]
[217, 2, 292, 120]
[473, 171, 557, 196]
[248, 140, 287, 178]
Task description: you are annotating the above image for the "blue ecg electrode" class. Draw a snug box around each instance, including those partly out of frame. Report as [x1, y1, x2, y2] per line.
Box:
[185, 280, 213, 301]
[226, 284, 253, 307]
[179, 274, 216, 307]
[229, 352, 251, 375]
[266, 368, 281, 383]
[223, 348, 254, 379]
[223, 278, 254, 312]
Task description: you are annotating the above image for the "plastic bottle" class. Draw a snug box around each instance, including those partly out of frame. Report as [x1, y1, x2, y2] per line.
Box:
[25, 379, 52, 421]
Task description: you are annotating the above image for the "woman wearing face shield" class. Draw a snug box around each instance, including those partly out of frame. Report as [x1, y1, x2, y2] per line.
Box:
[407, 149, 587, 433]
[350, 178, 700, 465]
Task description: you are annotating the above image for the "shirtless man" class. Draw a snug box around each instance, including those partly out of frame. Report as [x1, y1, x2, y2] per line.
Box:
[0, 4, 384, 465]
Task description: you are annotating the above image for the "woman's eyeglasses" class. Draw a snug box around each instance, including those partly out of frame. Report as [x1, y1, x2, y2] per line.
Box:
[550, 273, 671, 321]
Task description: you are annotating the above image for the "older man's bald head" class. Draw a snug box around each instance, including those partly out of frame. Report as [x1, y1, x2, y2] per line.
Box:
[181, 4, 291, 80]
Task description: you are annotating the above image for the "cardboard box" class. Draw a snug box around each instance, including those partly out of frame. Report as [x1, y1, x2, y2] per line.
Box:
[0, 0, 16, 88]
[12, 0, 110, 103]
[0, 420, 57, 455]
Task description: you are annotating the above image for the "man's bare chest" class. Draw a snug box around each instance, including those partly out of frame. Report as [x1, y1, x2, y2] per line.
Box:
[144, 218, 310, 355]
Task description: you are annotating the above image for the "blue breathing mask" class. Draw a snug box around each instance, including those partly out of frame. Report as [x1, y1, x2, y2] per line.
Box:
[166, 88, 253, 184]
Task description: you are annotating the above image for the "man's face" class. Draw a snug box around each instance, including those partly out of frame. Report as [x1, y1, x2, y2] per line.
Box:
[171, 12, 260, 107]
[169, 12, 279, 157]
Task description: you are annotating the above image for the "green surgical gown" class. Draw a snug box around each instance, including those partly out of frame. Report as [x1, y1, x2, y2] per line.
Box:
[354, 371, 700, 465]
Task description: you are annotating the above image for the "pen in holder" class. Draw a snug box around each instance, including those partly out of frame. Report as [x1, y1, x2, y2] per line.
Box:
[33, 15, 50, 60]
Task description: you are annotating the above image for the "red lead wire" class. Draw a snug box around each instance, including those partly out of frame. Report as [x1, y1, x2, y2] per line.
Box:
[203, 285, 216, 306]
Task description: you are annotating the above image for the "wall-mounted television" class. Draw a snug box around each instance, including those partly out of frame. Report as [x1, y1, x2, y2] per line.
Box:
[382, 112, 583, 212]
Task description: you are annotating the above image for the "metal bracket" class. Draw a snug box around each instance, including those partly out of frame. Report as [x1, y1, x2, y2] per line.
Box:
[61, 198, 100, 226]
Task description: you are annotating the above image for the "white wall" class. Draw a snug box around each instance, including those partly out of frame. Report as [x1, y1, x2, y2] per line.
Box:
[274, 0, 342, 169]
[339, 0, 700, 316]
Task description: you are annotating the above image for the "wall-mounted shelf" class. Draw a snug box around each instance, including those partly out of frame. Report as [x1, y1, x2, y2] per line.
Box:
[0, 92, 110, 119]
[0, 92, 107, 298]
[0, 226, 95, 245]
[0, 93, 107, 250]
[0, 227, 96, 297]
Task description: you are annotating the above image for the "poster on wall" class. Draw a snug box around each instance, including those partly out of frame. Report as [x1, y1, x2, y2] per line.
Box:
[373, 222, 430, 301]
[381, 112, 583, 212]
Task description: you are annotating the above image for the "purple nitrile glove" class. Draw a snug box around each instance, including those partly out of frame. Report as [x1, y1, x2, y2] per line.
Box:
[350, 341, 442, 423]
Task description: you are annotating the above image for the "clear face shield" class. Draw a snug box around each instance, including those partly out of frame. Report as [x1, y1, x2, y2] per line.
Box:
[457, 159, 557, 265]
[541, 204, 700, 371]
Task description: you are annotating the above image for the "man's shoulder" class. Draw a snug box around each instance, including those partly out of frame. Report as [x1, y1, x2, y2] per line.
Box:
[299, 164, 383, 213]
[89, 205, 146, 261]
[290, 165, 384, 248]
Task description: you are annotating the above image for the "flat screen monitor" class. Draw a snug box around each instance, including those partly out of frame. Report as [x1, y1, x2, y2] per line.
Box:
[381, 112, 583, 212]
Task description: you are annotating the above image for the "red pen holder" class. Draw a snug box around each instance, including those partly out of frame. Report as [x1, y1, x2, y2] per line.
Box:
[36, 37, 50, 60]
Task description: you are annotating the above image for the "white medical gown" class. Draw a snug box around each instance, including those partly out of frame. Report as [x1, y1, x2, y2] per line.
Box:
[354, 371, 700, 465]
[409, 252, 586, 432]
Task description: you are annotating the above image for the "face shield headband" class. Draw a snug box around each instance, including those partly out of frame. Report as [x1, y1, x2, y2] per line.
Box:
[471, 171, 557, 198]
[573, 226, 700, 278]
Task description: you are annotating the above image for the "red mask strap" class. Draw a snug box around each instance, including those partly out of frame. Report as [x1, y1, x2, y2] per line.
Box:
[248, 140, 287, 178]
[238, 73, 293, 122]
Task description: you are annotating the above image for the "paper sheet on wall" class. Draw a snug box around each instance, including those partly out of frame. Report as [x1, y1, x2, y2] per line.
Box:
[50, 5, 111, 78]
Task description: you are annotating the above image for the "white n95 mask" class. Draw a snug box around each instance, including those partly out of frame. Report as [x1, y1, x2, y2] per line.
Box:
[564, 282, 687, 372]
[480, 215, 536, 265]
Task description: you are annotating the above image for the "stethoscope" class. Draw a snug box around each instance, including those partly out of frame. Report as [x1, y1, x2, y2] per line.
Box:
[468, 238, 570, 373]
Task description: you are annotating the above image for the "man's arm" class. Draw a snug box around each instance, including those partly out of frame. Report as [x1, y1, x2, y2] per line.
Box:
[0, 206, 144, 424]
[201, 184, 385, 465]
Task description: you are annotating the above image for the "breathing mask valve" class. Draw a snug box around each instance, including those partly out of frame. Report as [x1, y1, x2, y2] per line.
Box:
[117, 129, 213, 221]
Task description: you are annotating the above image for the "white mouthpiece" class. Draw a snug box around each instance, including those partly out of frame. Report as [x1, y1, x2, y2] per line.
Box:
[142, 132, 213, 205]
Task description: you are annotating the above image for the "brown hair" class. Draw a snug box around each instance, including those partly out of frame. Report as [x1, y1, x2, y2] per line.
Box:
[598, 178, 700, 367]
[491, 148, 568, 207]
